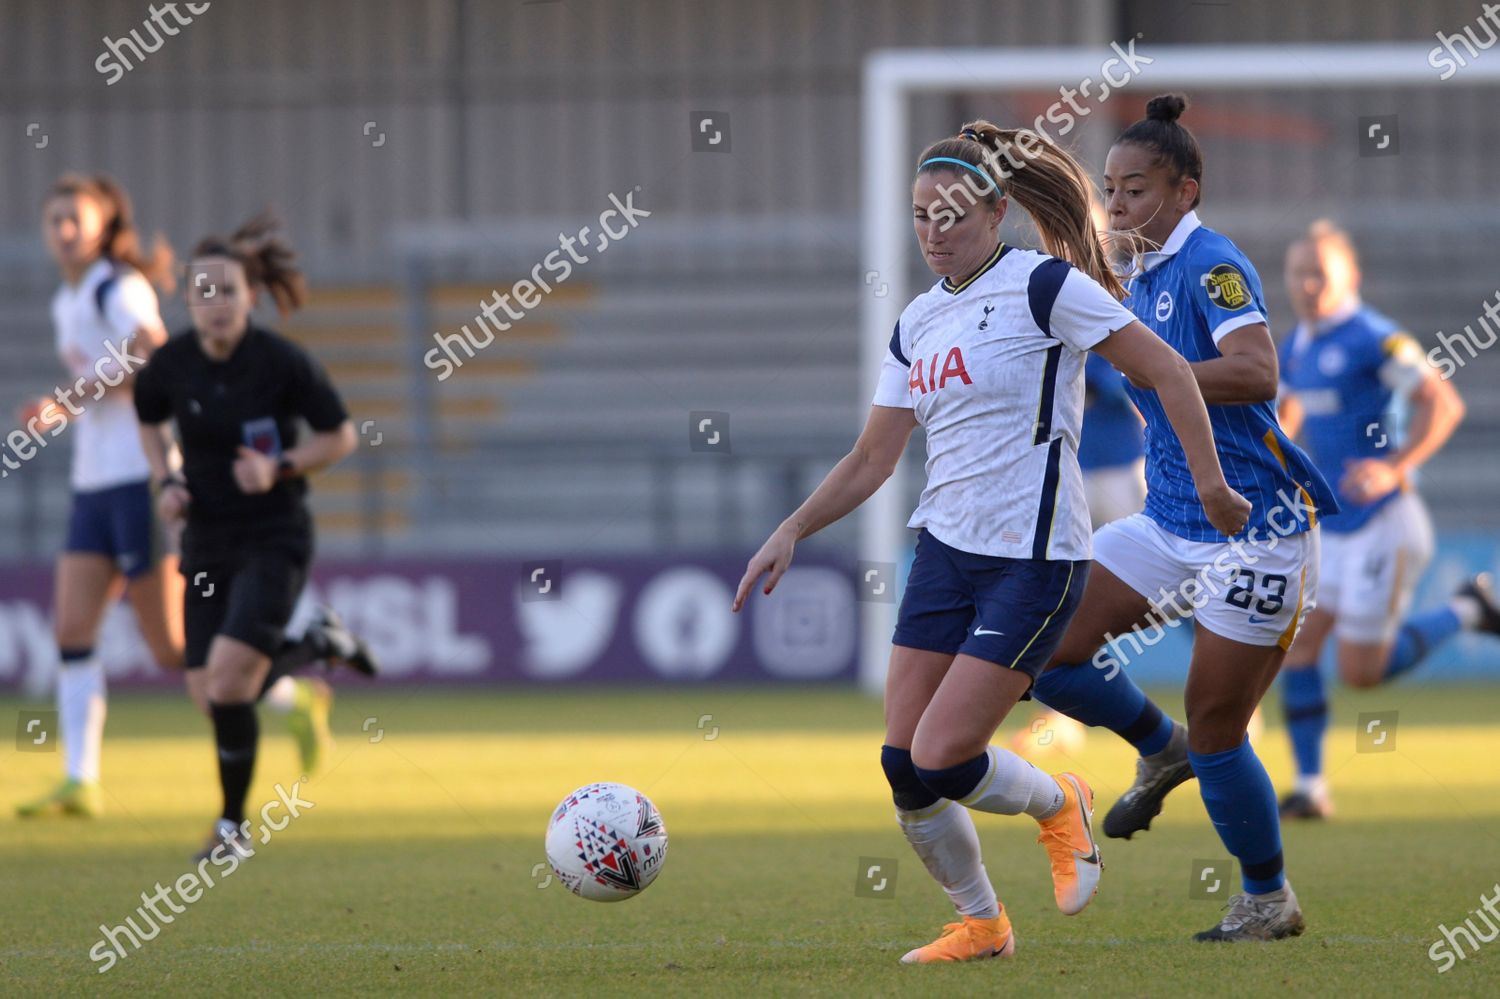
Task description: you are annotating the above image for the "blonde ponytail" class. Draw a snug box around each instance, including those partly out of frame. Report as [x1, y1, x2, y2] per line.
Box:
[916, 122, 1126, 299]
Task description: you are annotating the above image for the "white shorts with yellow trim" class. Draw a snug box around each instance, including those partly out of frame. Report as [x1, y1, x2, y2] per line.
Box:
[1093, 513, 1319, 650]
[1318, 491, 1434, 644]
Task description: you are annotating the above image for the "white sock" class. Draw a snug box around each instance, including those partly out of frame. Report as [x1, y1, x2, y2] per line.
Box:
[1295, 774, 1327, 798]
[897, 801, 999, 918]
[1451, 595, 1483, 630]
[262, 676, 299, 714]
[960, 747, 1064, 820]
[57, 653, 106, 782]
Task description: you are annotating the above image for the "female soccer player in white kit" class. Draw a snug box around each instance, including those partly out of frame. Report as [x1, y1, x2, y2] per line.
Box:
[735, 120, 1246, 964]
[15, 174, 183, 818]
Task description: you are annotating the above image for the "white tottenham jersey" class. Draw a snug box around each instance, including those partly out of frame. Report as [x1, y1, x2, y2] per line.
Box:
[873, 244, 1138, 560]
[51, 258, 161, 491]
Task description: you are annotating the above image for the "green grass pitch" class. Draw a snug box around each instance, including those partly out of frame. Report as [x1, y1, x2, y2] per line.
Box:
[2, 683, 1498, 995]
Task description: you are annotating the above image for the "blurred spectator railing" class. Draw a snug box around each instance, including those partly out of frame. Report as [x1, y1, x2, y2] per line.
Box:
[382, 215, 870, 556]
[6, 205, 1500, 561]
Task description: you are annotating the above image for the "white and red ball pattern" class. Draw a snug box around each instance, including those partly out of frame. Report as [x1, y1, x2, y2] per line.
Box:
[545, 782, 667, 902]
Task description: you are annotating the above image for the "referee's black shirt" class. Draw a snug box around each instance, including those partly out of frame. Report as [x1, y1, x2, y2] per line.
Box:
[134, 325, 349, 527]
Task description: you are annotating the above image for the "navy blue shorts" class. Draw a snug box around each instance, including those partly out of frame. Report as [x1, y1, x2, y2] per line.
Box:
[892, 529, 1089, 682]
[64, 480, 161, 579]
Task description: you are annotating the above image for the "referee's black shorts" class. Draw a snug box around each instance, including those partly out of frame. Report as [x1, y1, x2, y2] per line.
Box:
[180, 514, 314, 669]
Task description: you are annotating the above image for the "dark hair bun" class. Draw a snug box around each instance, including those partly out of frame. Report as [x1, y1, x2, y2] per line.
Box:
[1145, 94, 1188, 122]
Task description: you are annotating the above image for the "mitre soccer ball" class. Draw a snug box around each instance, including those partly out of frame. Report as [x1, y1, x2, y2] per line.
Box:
[545, 782, 668, 902]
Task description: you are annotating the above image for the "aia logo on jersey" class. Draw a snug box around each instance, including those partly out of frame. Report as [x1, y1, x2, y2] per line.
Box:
[978, 303, 995, 331]
[909, 347, 972, 396]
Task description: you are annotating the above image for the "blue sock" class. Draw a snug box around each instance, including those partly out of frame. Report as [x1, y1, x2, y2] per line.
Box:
[1032, 656, 1175, 757]
[1190, 739, 1284, 894]
[1385, 606, 1461, 681]
[1280, 666, 1327, 779]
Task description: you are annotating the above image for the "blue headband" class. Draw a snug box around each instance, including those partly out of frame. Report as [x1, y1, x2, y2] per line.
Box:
[918, 156, 996, 190]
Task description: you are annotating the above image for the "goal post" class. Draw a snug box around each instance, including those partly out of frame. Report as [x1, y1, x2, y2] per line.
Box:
[858, 43, 1500, 695]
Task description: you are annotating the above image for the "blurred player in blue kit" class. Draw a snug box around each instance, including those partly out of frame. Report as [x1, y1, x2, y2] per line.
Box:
[1275, 220, 1500, 819]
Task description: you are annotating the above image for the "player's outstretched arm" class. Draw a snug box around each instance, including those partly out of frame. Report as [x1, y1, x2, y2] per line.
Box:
[1095, 320, 1250, 536]
[733, 405, 917, 610]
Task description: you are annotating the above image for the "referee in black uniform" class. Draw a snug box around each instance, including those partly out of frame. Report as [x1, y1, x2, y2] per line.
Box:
[135, 213, 369, 858]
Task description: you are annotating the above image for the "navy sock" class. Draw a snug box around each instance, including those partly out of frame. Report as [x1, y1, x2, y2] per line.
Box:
[1385, 606, 1462, 681]
[913, 753, 990, 801]
[1190, 739, 1284, 894]
[880, 745, 940, 811]
[1280, 666, 1327, 779]
[1032, 656, 1175, 756]
[209, 702, 258, 825]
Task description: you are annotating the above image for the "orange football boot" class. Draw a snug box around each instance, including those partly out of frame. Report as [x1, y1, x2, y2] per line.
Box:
[899, 910, 1016, 964]
[1036, 771, 1102, 914]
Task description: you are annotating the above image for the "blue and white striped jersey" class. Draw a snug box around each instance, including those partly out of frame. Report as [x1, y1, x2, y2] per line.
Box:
[873, 243, 1138, 560]
[1279, 301, 1427, 534]
[1120, 212, 1338, 542]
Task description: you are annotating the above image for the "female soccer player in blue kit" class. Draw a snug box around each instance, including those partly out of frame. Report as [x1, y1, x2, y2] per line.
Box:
[1029, 95, 1339, 942]
[735, 119, 1245, 964]
[1276, 220, 1499, 819]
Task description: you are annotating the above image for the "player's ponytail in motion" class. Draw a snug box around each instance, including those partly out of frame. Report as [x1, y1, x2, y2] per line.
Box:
[917, 121, 1125, 299]
[46, 173, 176, 292]
[192, 211, 307, 317]
[1115, 94, 1204, 208]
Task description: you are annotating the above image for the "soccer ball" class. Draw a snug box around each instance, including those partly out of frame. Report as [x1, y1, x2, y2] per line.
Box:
[545, 782, 668, 902]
